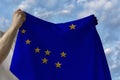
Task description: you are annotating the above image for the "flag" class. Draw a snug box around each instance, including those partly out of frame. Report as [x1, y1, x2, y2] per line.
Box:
[10, 12, 112, 80]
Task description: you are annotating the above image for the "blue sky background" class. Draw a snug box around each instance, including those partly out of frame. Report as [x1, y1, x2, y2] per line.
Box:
[0, 0, 120, 79]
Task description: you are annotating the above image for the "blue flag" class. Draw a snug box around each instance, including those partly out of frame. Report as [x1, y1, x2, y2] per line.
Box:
[10, 12, 111, 80]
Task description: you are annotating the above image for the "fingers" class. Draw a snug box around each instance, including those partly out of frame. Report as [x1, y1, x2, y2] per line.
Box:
[14, 9, 24, 15]
[15, 9, 22, 14]
[18, 9, 22, 11]
[14, 9, 26, 22]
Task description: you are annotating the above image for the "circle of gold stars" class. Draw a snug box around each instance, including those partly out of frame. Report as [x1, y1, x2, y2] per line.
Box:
[21, 23, 76, 69]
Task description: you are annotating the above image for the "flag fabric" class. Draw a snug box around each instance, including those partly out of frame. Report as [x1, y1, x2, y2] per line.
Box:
[10, 12, 111, 80]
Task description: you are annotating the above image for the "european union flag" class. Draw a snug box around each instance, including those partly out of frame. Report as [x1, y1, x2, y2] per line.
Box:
[10, 12, 112, 80]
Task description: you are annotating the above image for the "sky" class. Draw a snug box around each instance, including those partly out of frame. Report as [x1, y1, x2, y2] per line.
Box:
[0, 0, 120, 80]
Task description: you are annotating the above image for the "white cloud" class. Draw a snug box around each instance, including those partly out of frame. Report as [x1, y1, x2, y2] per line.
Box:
[77, 9, 95, 18]
[33, 8, 54, 19]
[65, 4, 74, 9]
[18, 0, 36, 10]
[77, 0, 118, 20]
[105, 48, 112, 54]
[110, 64, 117, 69]
[60, 10, 71, 14]
[76, 0, 87, 4]
[20, 2, 75, 20]
[104, 1, 113, 10]
[58, 4, 75, 14]
[107, 42, 120, 68]
[43, 0, 58, 8]
[0, 17, 10, 31]
[16, 0, 76, 21]
[84, 0, 106, 10]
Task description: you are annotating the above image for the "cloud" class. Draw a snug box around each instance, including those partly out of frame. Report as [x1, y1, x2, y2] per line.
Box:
[76, 0, 87, 3]
[59, 4, 75, 14]
[18, 1, 76, 21]
[105, 41, 120, 79]
[104, 1, 113, 10]
[18, 0, 36, 10]
[0, 17, 10, 31]
[105, 48, 112, 54]
[33, 8, 54, 20]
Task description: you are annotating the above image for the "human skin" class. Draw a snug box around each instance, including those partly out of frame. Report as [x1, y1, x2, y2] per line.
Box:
[0, 9, 26, 64]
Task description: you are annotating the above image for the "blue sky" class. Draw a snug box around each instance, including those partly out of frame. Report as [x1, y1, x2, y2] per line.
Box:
[0, 0, 120, 79]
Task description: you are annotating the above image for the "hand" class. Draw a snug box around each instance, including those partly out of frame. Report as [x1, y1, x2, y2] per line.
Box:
[11, 9, 26, 29]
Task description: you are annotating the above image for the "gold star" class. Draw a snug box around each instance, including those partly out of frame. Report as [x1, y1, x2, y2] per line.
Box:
[45, 50, 51, 56]
[42, 58, 48, 64]
[55, 62, 62, 68]
[21, 29, 26, 34]
[69, 24, 76, 30]
[61, 52, 66, 58]
[26, 39, 31, 44]
[35, 47, 40, 53]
